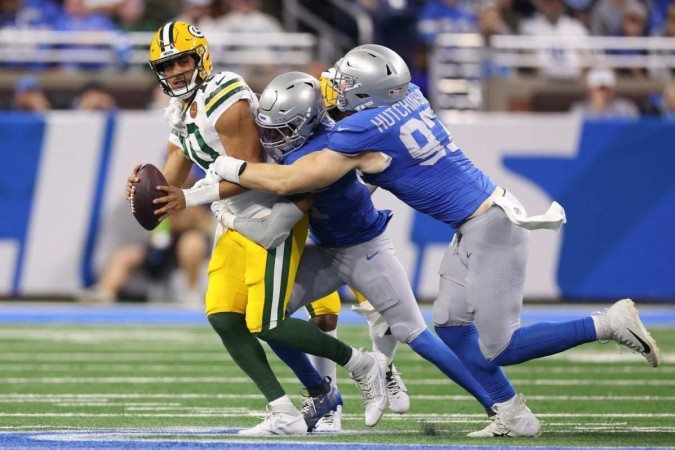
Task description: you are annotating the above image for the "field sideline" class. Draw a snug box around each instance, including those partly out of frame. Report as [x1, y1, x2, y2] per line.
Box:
[0, 302, 673, 449]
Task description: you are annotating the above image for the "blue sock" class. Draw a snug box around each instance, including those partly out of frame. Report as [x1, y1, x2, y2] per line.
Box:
[492, 317, 597, 366]
[268, 342, 324, 393]
[408, 328, 494, 409]
[435, 324, 516, 403]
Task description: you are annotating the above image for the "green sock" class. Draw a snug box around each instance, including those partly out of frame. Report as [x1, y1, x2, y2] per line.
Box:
[257, 317, 353, 366]
[208, 312, 285, 403]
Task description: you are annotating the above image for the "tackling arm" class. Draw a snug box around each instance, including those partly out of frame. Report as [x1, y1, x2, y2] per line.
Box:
[216, 199, 308, 249]
[214, 149, 380, 196]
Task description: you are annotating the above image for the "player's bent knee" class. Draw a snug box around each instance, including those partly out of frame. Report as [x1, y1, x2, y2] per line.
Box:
[478, 335, 513, 362]
[208, 312, 247, 342]
[309, 313, 338, 332]
[391, 323, 426, 344]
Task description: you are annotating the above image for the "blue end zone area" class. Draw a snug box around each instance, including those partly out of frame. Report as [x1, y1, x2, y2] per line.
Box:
[0, 302, 674, 327]
[1, 430, 670, 450]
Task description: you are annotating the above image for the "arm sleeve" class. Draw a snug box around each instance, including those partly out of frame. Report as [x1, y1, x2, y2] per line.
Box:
[229, 200, 304, 249]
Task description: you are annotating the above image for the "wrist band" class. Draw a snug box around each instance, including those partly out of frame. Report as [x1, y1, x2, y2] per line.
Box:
[183, 182, 220, 208]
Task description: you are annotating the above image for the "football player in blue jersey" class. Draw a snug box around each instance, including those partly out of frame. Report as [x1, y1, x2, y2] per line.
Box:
[210, 45, 662, 437]
[213, 71, 509, 433]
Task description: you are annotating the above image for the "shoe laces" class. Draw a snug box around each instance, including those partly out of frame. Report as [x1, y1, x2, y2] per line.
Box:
[300, 395, 315, 416]
[352, 373, 375, 405]
[386, 367, 403, 395]
[255, 406, 279, 429]
[490, 409, 511, 435]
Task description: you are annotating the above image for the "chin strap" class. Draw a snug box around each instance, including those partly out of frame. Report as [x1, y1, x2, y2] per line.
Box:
[164, 98, 187, 137]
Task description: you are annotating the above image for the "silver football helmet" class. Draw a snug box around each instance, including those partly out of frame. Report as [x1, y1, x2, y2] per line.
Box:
[332, 44, 411, 112]
[255, 71, 327, 161]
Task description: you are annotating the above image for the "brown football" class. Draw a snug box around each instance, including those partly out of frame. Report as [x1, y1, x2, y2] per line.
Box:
[130, 164, 167, 230]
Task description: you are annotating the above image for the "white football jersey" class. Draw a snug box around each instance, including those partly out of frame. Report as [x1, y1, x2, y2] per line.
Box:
[167, 71, 276, 220]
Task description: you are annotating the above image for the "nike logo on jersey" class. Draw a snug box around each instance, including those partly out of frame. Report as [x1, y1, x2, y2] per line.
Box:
[627, 328, 651, 354]
[214, 76, 227, 86]
[466, 252, 472, 259]
[366, 251, 379, 261]
[337, 126, 350, 132]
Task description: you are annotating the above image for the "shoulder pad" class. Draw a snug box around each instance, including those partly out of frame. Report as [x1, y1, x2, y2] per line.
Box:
[201, 71, 248, 97]
[333, 116, 373, 134]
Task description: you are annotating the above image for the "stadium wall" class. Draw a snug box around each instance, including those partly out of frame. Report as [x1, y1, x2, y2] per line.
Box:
[1, 112, 673, 302]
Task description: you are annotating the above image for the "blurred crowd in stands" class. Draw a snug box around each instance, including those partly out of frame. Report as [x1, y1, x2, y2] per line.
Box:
[2, 0, 675, 117]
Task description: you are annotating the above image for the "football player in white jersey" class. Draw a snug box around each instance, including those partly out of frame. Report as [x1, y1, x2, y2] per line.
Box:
[125, 21, 389, 435]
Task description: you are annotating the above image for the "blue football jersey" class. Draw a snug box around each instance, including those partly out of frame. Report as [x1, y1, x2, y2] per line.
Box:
[282, 125, 391, 248]
[328, 84, 496, 228]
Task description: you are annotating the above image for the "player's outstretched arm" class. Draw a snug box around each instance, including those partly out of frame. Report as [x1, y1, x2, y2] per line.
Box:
[216, 197, 311, 249]
[214, 149, 364, 196]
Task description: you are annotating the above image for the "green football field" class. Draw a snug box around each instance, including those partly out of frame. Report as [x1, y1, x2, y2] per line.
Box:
[0, 322, 673, 448]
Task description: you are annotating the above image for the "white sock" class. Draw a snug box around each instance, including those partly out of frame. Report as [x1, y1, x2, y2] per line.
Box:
[371, 329, 398, 365]
[343, 347, 370, 374]
[309, 329, 338, 387]
[269, 395, 299, 415]
[591, 314, 609, 340]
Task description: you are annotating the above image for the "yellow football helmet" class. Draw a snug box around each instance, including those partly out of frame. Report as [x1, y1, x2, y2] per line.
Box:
[319, 74, 338, 111]
[149, 21, 212, 100]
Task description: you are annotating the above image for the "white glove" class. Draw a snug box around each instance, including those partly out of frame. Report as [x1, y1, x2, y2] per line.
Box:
[212, 155, 246, 184]
[352, 300, 390, 338]
[164, 98, 187, 137]
[193, 166, 222, 189]
[320, 66, 337, 82]
[211, 200, 236, 229]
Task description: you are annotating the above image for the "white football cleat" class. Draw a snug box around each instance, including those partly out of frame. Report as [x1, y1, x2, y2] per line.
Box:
[350, 350, 388, 427]
[594, 298, 662, 367]
[313, 405, 342, 433]
[386, 364, 410, 414]
[238, 404, 307, 436]
[468, 394, 541, 438]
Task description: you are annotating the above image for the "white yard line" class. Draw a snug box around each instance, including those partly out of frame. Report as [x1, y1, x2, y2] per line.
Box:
[0, 393, 674, 402]
[0, 376, 672, 385]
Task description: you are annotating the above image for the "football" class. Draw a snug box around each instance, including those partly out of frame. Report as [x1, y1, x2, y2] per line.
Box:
[130, 163, 167, 230]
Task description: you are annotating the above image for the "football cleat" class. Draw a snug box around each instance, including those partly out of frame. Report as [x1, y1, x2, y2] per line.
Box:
[350, 350, 388, 427]
[594, 298, 662, 367]
[386, 364, 410, 414]
[468, 394, 541, 438]
[301, 378, 343, 432]
[238, 404, 306, 436]
[313, 405, 342, 433]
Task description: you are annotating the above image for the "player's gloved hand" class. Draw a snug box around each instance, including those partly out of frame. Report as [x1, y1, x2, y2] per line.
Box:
[352, 300, 390, 338]
[211, 200, 236, 229]
[320, 66, 337, 82]
[192, 167, 221, 189]
[212, 155, 246, 184]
